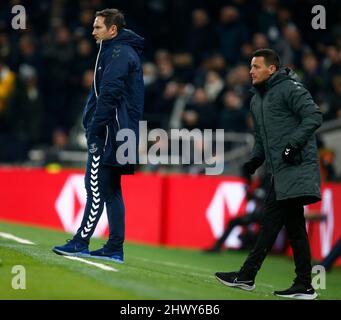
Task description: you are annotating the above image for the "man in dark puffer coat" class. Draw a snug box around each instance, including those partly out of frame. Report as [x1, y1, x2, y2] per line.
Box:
[215, 49, 322, 300]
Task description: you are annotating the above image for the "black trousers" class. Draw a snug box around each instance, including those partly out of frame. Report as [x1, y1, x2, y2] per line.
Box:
[74, 151, 125, 252]
[241, 180, 312, 286]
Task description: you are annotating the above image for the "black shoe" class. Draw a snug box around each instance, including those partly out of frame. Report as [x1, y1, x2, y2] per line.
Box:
[274, 283, 318, 300]
[89, 243, 124, 264]
[215, 271, 255, 291]
[52, 239, 89, 257]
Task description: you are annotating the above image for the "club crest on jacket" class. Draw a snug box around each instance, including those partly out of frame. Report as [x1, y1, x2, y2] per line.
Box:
[89, 143, 98, 154]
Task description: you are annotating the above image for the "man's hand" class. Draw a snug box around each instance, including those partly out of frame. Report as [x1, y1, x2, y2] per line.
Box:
[87, 134, 105, 155]
[282, 143, 302, 165]
[242, 157, 264, 176]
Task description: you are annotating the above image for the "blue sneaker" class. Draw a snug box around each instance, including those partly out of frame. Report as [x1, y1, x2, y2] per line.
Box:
[52, 239, 89, 257]
[89, 245, 124, 264]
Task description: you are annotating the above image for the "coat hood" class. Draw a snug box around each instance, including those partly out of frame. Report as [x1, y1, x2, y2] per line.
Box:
[102, 28, 144, 56]
[267, 67, 302, 87]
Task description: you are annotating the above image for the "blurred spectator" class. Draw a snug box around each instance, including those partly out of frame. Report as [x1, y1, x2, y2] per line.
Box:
[43, 128, 70, 165]
[325, 75, 341, 120]
[257, 0, 280, 42]
[300, 52, 323, 100]
[186, 9, 218, 64]
[322, 46, 341, 89]
[71, 38, 95, 80]
[6, 64, 43, 146]
[153, 81, 180, 129]
[182, 88, 217, 130]
[154, 50, 175, 89]
[43, 26, 75, 135]
[204, 70, 224, 102]
[217, 6, 249, 64]
[0, 56, 15, 130]
[240, 42, 254, 64]
[277, 7, 293, 29]
[0, 32, 12, 63]
[143, 62, 159, 115]
[69, 69, 94, 131]
[73, 8, 95, 42]
[193, 53, 227, 87]
[218, 91, 248, 133]
[14, 35, 41, 74]
[172, 52, 195, 83]
[227, 64, 252, 96]
[252, 33, 269, 51]
[276, 24, 311, 68]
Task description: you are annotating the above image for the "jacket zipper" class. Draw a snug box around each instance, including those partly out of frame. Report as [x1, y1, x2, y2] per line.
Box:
[103, 125, 109, 152]
[115, 108, 120, 131]
[93, 40, 103, 98]
[93, 41, 107, 151]
[93, 41, 119, 150]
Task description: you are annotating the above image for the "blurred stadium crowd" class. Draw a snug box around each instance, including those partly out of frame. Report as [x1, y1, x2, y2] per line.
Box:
[0, 0, 340, 178]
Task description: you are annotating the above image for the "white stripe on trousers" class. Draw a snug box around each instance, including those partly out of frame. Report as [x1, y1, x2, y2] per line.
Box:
[81, 154, 101, 238]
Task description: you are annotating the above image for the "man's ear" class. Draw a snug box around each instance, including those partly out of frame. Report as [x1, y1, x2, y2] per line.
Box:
[269, 65, 277, 75]
[109, 24, 118, 37]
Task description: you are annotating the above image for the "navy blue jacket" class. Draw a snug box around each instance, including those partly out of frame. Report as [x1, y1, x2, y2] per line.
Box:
[83, 29, 144, 171]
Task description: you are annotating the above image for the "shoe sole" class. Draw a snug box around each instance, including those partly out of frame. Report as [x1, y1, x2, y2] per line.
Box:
[274, 292, 318, 300]
[88, 255, 124, 264]
[215, 275, 255, 291]
[52, 248, 90, 258]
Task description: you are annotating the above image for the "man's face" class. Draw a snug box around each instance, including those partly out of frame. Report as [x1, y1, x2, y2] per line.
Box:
[250, 56, 275, 85]
[92, 16, 115, 43]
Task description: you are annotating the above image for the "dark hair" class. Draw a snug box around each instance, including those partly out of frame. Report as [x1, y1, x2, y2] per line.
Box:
[252, 49, 281, 70]
[95, 8, 126, 31]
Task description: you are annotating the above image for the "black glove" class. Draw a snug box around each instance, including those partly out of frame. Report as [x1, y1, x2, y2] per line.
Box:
[282, 143, 302, 165]
[242, 157, 264, 176]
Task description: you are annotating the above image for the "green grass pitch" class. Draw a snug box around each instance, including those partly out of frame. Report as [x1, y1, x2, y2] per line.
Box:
[0, 221, 340, 300]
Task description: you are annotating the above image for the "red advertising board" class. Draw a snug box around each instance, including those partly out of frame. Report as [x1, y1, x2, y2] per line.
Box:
[162, 175, 249, 249]
[0, 168, 163, 245]
[0, 167, 340, 265]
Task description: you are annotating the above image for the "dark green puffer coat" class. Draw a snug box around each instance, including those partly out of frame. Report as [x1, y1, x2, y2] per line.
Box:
[250, 67, 323, 204]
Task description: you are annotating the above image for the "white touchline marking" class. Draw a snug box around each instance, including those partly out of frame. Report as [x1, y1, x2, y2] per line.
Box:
[0, 232, 36, 245]
[64, 256, 118, 272]
[134, 257, 275, 288]
[134, 257, 213, 272]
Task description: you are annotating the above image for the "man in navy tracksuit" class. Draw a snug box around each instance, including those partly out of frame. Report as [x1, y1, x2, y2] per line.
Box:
[53, 9, 144, 263]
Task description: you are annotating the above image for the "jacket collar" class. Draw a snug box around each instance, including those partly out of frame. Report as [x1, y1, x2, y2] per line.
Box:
[250, 67, 294, 95]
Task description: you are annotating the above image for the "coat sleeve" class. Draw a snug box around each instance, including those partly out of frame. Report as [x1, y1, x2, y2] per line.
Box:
[286, 80, 323, 149]
[250, 108, 265, 162]
[88, 48, 130, 137]
[82, 86, 96, 130]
